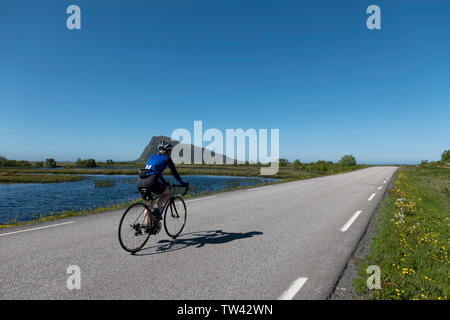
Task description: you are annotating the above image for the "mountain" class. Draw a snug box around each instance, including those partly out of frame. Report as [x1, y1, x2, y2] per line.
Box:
[136, 136, 234, 164]
[136, 136, 173, 162]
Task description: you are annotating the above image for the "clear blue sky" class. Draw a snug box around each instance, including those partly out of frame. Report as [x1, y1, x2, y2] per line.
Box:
[1, 0, 449, 164]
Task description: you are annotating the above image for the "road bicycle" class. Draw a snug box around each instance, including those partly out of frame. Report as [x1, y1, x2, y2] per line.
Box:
[118, 183, 189, 253]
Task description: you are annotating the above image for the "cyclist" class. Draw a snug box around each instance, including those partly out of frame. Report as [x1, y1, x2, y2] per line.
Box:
[137, 141, 188, 223]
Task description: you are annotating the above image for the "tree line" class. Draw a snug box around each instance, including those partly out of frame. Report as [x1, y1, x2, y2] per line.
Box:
[277, 154, 358, 172]
[0, 157, 112, 168]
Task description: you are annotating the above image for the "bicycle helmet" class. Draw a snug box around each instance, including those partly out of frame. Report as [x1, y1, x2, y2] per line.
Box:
[158, 141, 173, 154]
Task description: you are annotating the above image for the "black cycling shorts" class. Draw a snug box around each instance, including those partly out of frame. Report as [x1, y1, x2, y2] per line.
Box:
[137, 174, 167, 195]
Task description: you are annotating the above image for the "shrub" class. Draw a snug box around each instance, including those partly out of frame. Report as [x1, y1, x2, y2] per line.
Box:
[279, 158, 289, 167]
[311, 160, 329, 172]
[293, 159, 302, 170]
[76, 158, 97, 167]
[441, 150, 450, 162]
[34, 161, 44, 168]
[45, 158, 57, 168]
[339, 154, 357, 167]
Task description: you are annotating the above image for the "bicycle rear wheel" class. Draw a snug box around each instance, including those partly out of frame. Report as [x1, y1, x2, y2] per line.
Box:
[118, 202, 152, 253]
[163, 196, 187, 239]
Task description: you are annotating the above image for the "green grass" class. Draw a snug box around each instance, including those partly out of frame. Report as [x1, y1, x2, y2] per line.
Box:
[0, 172, 84, 183]
[354, 166, 450, 300]
[93, 180, 117, 188]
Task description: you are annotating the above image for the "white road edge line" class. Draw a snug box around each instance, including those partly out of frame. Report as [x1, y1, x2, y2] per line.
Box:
[368, 193, 376, 201]
[185, 195, 217, 203]
[383, 180, 387, 184]
[340, 210, 362, 232]
[0, 221, 75, 237]
[377, 186, 383, 190]
[278, 277, 308, 300]
[247, 187, 273, 192]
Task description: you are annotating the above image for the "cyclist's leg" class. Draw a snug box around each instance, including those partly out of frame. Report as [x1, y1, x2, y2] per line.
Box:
[144, 199, 154, 226]
[137, 175, 155, 226]
[148, 177, 169, 212]
[157, 187, 170, 211]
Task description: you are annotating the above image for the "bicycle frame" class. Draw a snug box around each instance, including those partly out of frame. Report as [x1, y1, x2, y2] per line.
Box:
[143, 184, 188, 219]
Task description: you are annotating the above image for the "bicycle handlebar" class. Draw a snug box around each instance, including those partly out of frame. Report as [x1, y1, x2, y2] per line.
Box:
[169, 183, 189, 196]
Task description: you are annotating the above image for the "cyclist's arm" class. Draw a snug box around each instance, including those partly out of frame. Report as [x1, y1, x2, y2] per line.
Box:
[167, 158, 184, 185]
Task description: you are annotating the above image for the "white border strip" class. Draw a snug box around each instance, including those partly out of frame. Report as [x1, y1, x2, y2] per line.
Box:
[0, 221, 75, 237]
[368, 193, 376, 201]
[278, 277, 308, 300]
[185, 195, 217, 203]
[247, 186, 273, 192]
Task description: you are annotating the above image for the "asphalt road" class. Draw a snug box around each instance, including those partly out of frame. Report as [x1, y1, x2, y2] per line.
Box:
[0, 166, 397, 300]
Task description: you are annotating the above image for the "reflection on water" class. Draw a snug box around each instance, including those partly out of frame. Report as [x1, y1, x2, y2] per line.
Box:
[0, 175, 275, 224]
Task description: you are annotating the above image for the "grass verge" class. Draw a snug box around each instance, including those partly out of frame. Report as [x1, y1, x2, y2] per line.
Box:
[4, 164, 367, 179]
[0, 173, 84, 183]
[354, 166, 450, 300]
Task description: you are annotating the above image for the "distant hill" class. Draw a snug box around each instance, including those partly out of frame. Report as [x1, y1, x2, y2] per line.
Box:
[136, 136, 234, 164]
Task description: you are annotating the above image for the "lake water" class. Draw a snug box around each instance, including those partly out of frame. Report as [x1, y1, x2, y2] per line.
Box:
[0, 175, 275, 224]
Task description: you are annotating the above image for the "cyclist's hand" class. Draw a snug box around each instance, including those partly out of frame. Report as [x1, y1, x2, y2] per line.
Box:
[181, 182, 189, 195]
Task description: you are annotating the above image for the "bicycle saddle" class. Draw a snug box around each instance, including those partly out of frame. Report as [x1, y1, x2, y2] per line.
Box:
[138, 187, 153, 200]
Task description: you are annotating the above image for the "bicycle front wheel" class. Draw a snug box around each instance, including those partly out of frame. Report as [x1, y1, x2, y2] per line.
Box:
[164, 196, 187, 239]
[118, 202, 152, 253]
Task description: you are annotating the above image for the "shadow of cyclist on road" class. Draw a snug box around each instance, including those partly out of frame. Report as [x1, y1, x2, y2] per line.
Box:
[134, 230, 263, 256]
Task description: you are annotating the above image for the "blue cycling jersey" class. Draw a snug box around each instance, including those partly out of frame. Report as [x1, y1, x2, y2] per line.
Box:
[143, 153, 183, 185]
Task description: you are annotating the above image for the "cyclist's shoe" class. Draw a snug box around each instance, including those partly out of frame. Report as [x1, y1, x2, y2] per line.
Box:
[144, 216, 161, 235]
[151, 208, 162, 220]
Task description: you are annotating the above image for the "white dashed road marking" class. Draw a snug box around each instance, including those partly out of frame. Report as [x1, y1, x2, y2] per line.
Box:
[278, 277, 308, 300]
[340, 210, 362, 232]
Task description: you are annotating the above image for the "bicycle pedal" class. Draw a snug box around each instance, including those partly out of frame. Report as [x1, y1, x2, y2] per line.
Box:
[151, 208, 162, 220]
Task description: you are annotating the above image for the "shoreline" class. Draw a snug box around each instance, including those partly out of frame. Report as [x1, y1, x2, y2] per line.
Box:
[0, 166, 366, 229]
[0, 178, 284, 229]
[1, 164, 368, 179]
